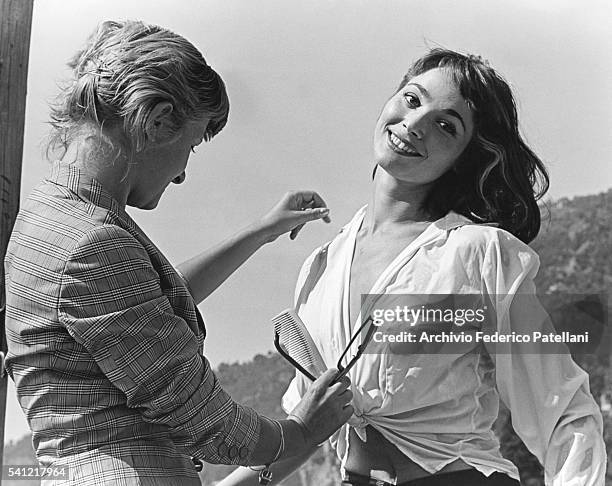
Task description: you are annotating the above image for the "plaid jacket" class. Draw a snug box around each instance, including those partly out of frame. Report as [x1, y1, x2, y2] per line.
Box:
[4, 162, 261, 485]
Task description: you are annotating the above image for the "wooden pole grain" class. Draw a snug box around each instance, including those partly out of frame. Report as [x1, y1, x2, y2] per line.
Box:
[0, 0, 34, 469]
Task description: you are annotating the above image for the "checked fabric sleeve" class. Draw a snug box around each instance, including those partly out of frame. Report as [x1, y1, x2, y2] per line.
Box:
[58, 224, 260, 465]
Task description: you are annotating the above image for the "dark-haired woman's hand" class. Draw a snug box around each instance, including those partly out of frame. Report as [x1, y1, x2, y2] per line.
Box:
[258, 191, 331, 242]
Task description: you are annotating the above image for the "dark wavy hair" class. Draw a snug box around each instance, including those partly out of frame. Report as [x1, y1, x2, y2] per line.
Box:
[396, 48, 549, 243]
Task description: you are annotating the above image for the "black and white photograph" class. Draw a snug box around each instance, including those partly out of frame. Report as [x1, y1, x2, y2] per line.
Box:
[1, 1, 610, 485]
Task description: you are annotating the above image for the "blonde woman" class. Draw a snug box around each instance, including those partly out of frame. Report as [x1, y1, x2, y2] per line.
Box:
[4, 21, 353, 485]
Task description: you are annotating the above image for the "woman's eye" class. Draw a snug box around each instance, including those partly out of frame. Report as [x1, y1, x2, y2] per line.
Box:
[404, 93, 420, 108]
[438, 120, 457, 136]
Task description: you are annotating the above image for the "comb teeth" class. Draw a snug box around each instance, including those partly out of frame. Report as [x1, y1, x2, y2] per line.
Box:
[272, 309, 327, 377]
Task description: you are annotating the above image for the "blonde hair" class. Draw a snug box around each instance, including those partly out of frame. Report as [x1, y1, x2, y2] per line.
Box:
[48, 20, 229, 156]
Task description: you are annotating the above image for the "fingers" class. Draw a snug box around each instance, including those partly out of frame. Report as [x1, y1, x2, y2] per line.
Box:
[263, 190, 331, 242]
[341, 403, 355, 421]
[313, 368, 351, 391]
[334, 374, 351, 388]
[325, 372, 353, 410]
[313, 367, 339, 386]
[310, 194, 331, 223]
[305, 191, 331, 223]
[311, 368, 350, 393]
[329, 374, 350, 391]
[289, 223, 305, 240]
[337, 388, 353, 407]
[292, 191, 332, 223]
[291, 367, 354, 446]
[329, 381, 352, 400]
[288, 207, 330, 240]
[330, 376, 353, 421]
[291, 206, 329, 226]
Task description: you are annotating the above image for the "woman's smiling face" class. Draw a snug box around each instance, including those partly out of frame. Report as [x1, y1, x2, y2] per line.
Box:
[373, 67, 475, 186]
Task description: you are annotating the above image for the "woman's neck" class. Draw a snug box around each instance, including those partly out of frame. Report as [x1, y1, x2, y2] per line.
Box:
[59, 130, 131, 209]
[364, 166, 434, 235]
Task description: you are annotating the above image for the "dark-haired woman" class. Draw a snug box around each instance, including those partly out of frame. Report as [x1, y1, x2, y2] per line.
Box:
[222, 49, 605, 486]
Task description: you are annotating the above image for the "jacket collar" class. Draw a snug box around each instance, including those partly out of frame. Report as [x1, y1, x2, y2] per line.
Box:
[47, 161, 137, 232]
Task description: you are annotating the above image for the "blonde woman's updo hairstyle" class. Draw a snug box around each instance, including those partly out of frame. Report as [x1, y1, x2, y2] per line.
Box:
[49, 20, 229, 155]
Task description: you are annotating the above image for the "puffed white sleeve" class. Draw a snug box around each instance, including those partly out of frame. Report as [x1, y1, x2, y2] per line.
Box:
[482, 231, 606, 486]
[281, 246, 323, 414]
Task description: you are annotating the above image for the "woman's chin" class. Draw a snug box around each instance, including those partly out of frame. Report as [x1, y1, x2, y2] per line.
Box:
[376, 162, 417, 183]
[128, 195, 163, 210]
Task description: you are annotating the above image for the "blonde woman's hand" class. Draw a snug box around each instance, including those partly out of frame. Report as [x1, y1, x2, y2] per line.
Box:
[288, 368, 353, 447]
[258, 190, 331, 242]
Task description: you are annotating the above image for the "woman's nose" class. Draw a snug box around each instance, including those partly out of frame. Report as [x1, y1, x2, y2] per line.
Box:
[172, 172, 186, 184]
[402, 120, 424, 140]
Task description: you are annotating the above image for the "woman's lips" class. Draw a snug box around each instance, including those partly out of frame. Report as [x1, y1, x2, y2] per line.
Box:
[387, 130, 422, 156]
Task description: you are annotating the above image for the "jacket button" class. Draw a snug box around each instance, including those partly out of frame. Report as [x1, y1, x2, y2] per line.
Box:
[239, 446, 249, 459]
[228, 445, 238, 459]
[217, 443, 228, 457]
[191, 457, 203, 472]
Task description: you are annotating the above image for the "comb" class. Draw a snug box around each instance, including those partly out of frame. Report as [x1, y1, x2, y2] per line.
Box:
[272, 309, 328, 381]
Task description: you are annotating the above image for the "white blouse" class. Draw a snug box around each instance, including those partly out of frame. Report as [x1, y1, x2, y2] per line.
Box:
[282, 206, 605, 485]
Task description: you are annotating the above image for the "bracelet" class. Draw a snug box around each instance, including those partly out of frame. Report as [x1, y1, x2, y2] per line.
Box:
[255, 418, 285, 485]
[271, 419, 285, 462]
[287, 413, 307, 429]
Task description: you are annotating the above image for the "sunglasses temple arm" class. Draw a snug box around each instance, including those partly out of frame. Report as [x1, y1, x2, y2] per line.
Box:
[331, 318, 377, 385]
[274, 333, 317, 382]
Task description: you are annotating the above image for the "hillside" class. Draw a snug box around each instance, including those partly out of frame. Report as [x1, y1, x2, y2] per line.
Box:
[533, 189, 612, 296]
[4, 189, 611, 485]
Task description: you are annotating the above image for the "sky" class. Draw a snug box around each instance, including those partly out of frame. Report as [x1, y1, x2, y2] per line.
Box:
[5, 0, 612, 444]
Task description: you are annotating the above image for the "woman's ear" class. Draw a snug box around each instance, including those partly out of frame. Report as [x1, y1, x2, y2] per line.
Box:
[144, 102, 175, 144]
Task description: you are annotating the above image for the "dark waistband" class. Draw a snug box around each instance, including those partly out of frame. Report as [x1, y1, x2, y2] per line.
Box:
[342, 472, 394, 486]
[342, 469, 519, 486]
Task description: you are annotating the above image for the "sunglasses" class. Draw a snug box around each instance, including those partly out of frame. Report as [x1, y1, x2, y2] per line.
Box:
[273, 309, 376, 385]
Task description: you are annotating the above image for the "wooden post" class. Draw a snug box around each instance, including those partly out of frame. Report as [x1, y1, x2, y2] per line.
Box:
[0, 0, 34, 470]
